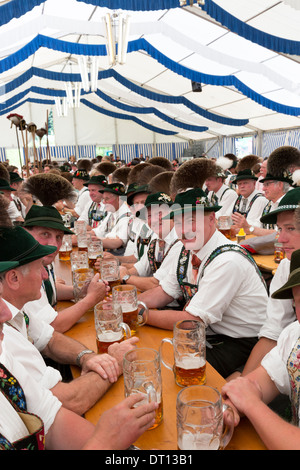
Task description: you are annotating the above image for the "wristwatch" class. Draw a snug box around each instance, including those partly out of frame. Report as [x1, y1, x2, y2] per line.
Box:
[249, 226, 255, 233]
[76, 349, 94, 367]
[122, 274, 130, 284]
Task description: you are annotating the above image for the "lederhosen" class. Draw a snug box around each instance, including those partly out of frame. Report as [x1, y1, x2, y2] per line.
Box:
[147, 239, 179, 274]
[232, 193, 264, 216]
[0, 363, 45, 450]
[88, 202, 107, 228]
[287, 337, 300, 425]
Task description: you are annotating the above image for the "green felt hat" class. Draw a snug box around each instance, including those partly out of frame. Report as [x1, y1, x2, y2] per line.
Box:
[23, 205, 74, 234]
[9, 172, 24, 183]
[126, 183, 151, 206]
[72, 169, 90, 181]
[271, 249, 300, 299]
[99, 183, 126, 196]
[0, 260, 19, 273]
[0, 226, 57, 267]
[84, 175, 107, 187]
[260, 171, 293, 185]
[231, 169, 258, 184]
[164, 188, 221, 219]
[260, 187, 300, 225]
[0, 178, 16, 191]
[136, 192, 173, 219]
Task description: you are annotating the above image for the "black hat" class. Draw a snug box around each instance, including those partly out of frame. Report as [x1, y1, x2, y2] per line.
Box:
[260, 171, 293, 185]
[72, 170, 90, 181]
[0, 178, 16, 191]
[231, 169, 258, 184]
[84, 175, 107, 187]
[126, 184, 151, 206]
[23, 205, 74, 234]
[260, 187, 300, 225]
[164, 188, 221, 219]
[99, 183, 126, 196]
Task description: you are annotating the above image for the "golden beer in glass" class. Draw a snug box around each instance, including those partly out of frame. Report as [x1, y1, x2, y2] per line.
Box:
[112, 285, 148, 335]
[94, 301, 131, 354]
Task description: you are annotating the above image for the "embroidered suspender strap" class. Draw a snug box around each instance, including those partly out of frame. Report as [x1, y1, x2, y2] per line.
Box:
[147, 239, 179, 274]
[233, 193, 263, 216]
[286, 337, 300, 425]
[262, 200, 276, 230]
[199, 244, 267, 291]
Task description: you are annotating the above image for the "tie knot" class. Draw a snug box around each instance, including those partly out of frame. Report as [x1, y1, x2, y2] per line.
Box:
[191, 254, 201, 270]
[158, 240, 165, 250]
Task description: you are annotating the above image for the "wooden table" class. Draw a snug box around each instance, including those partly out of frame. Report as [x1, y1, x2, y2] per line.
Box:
[56, 257, 266, 450]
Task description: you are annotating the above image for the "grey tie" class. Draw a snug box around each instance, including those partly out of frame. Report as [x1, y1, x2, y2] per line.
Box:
[240, 198, 248, 214]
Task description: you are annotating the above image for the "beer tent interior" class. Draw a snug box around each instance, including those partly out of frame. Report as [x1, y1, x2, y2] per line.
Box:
[0, 0, 300, 164]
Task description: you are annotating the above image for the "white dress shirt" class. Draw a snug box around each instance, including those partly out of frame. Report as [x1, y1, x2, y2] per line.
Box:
[236, 189, 268, 227]
[74, 187, 92, 216]
[0, 343, 62, 440]
[124, 216, 152, 258]
[93, 202, 131, 246]
[259, 258, 295, 341]
[261, 320, 300, 421]
[134, 227, 181, 278]
[159, 230, 267, 338]
[208, 184, 238, 218]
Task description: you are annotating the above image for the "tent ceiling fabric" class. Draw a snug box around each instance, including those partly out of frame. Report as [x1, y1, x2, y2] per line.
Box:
[0, 0, 300, 147]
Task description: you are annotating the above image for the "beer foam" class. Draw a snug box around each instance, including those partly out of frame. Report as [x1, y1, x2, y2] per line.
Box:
[97, 330, 123, 342]
[176, 354, 206, 370]
[178, 431, 220, 450]
[120, 302, 135, 313]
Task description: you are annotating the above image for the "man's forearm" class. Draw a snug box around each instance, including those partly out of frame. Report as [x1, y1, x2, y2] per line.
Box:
[51, 294, 100, 333]
[138, 286, 174, 309]
[42, 331, 93, 365]
[51, 371, 112, 415]
[124, 275, 159, 292]
[147, 308, 196, 330]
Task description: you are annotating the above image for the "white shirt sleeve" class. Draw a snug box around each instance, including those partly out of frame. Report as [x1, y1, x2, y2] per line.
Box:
[259, 259, 295, 341]
[1, 345, 62, 435]
[247, 196, 269, 227]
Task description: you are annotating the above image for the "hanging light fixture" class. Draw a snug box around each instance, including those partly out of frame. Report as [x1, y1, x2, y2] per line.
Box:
[64, 82, 81, 108]
[103, 12, 130, 67]
[179, 0, 205, 5]
[55, 97, 68, 117]
[78, 56, 99, 92]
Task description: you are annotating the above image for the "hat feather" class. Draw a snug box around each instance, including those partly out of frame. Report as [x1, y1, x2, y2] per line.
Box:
[236, 155, 261, 173]
[292, 170, 300, 187]
[22, 173, 77, 206]
[0, 163, 10, 182]
[0, 194, 12, 227]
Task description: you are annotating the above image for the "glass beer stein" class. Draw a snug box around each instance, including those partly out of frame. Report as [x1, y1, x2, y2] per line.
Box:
[100, 259, 121, 293]
[160, 319, 206, 387]
[72, 268, 94, 302]
[112, 284, 148, 335]
[217, 216, 233, 239]
[123, 348, 163, 429]
[58, 234, 72, 261]
[70, 251, 89, 272]
[94, 301, 131, 354]
[88, 239, 103, 273]
[176, 385, 234, 450]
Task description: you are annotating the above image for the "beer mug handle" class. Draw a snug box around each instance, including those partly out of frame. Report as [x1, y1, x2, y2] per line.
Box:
[159, 338, 174, 372]
[121, 321, 131, 339]
[137, 301, 149, 326]
[220, 404, 235, 450]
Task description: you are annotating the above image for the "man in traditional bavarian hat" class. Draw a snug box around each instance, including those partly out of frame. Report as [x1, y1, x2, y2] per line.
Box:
[230, 168, 268, 235]
[77, 174, 107, 229]
[205, 165, 238, 218]
[71, 169, 91, 218]
[240, 187, 300, 377]
[222, 248, 300, 446]
[9, 172, 27, 219]
[139, 187, 268, 378]
[20, 173, 108, 333]
[91, 183, 132, 255]
[0, 223, 139, 416]
[0, 174, 23, 224]
[119, 192, 182, 294]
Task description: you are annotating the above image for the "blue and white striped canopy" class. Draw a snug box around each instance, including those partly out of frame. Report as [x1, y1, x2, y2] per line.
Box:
[0, 0, 299, 148]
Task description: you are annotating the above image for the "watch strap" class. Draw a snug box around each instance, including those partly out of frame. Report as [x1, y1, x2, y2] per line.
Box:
[76, 349, 94, 367]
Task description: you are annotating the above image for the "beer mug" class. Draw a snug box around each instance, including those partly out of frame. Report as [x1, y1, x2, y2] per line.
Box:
[160, 320, 206, 387]
[73, 267, 94, 302]
[112, 284, 148, 335]
[74, 220, 87, 235]
[123, 348, 163, 429]
[274, 242, 285, 264]
[217, 216, 232, 239]
[77, 233, 88, 252]
[88, 240, 103, 273]
[70, 251, 89, 272]
[58, 234, 72, 261]
[176, 385, 234, 450]
[100, 259, 121, 293]
[94, 301, 131, 354]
